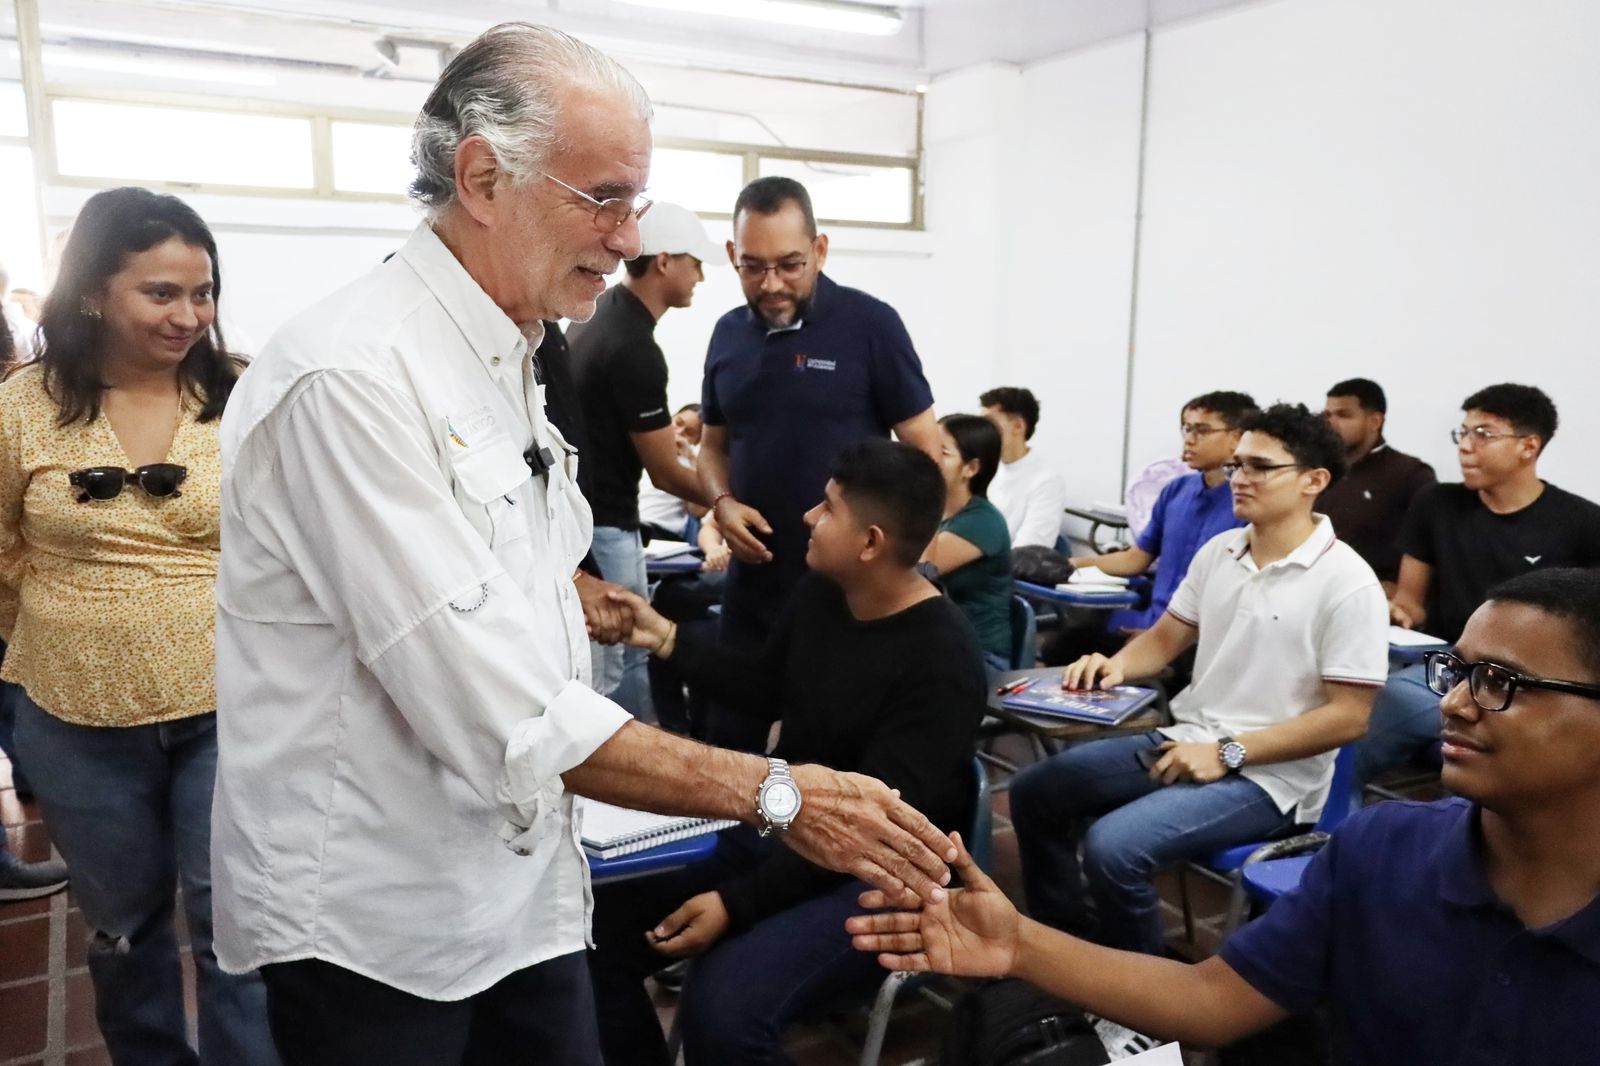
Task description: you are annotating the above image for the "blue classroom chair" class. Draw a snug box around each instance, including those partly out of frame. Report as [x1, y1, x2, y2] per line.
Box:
[1180, 744, 1359, 941]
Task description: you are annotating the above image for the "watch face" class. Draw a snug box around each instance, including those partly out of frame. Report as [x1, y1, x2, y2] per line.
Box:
[763, 781, 800, 820]
[1222, 743, 1246, 769]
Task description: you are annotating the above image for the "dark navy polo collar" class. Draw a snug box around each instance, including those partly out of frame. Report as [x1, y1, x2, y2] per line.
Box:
[1436, 800, 1600, 966]
[740, 271, 839, 337]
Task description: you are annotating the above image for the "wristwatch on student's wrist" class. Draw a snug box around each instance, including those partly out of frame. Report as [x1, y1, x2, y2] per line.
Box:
[1218, 737, 1247, 774]
[756, 757, 803, 837]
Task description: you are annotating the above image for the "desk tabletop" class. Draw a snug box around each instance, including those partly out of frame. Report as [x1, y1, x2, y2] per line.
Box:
[987, 667, 1166, 740]
[1061, 504, 1130, 528]
[1015, 579, 1141, 609]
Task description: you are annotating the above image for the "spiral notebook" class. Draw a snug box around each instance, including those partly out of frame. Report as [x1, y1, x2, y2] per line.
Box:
[579, 800, 738, 860]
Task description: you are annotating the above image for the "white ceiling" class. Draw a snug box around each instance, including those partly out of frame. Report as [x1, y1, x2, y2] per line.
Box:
[14, 0, 1267, 92]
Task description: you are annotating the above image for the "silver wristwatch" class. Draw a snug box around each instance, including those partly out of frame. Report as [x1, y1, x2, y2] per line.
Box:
[1218, 736, 1247, 774]
[756, 757, 803, 837]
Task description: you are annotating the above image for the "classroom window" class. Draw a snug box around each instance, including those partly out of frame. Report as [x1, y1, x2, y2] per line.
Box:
[0, 81, 28, 138]
[330, 121, 414, 196]
[0, 146, 44, 286]
[757, 158, 915, 225]
[646, 148, 745, 216]
[52, 99, 315, 189]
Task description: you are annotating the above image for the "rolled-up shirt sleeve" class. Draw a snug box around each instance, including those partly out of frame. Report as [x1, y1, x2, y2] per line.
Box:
[233, 369, 630, 845]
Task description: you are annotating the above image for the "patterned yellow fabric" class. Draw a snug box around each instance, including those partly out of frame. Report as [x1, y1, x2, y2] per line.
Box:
[0, 366, 219, 726]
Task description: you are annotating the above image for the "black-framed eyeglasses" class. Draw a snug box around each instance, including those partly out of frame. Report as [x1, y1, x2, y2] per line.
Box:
[1221, 460, 1304, 482]
[541, 172, 652, 232]
[1450, 425, 1526, 447]
[1424, 650, 1600, 712]
[69, 464, 188, 503]
[736, 257, 810, 282]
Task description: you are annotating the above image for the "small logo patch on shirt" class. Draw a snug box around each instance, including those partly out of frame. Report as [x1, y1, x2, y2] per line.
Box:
[1525, 555, 1543, 565]
[793, 355, 836, 372]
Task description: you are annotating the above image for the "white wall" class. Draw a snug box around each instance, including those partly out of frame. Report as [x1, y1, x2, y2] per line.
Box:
[921, 0, 1600, 509]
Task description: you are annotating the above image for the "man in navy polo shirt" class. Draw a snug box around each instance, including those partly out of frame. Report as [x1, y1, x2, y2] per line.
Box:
[697, 177, 939, 750]
[848, 566, 1600, 1066]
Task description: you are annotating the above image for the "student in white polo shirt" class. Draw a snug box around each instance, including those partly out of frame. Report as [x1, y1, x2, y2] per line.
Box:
[1010, 403, 1388, 955]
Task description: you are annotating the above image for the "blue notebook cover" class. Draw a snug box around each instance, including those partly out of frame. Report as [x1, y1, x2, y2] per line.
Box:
[999, 679, 1158, 726]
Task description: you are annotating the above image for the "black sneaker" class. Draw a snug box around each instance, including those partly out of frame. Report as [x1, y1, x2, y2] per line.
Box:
[0, 852, 69, 902]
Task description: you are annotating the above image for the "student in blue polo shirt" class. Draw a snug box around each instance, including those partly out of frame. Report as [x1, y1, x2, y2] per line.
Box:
[849, 565, 1600, 1066]
[1043, 390, 1255, 665]
[696, 176, 940, 750]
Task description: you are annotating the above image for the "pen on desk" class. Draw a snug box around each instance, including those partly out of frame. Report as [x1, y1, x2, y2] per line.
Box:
[995, 678, 1031, 696]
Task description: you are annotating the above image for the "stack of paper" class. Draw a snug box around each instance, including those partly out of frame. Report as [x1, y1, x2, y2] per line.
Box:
[642, 540, 697, 560]
[1057, 566, 1132, 594]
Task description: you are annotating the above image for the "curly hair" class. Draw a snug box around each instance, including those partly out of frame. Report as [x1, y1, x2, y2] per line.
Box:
[1238, 402, 1348, 485]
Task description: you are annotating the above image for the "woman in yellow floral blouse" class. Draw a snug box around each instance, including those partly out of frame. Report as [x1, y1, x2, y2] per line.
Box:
[0, 187, 277, 1066]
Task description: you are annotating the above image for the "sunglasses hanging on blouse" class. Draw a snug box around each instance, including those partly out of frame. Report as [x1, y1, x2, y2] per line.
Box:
[69, 464, 188, 503]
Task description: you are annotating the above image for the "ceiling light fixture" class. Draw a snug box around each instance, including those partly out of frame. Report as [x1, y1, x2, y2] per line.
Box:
[616, 0, 903, 38]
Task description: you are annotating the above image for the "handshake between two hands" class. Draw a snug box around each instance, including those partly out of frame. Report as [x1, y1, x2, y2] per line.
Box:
[572, 572, 672, 649]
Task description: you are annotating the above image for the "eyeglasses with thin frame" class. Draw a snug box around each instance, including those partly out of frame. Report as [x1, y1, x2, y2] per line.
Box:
[69, 464, 188, 503]
[1450, 425, 1526, 447]
[736, 257, 810, 282]
[1221, 459, 1305, 482]
[541, 172, 652, 232]
[1424, 649, 1600, 712]
[1180, 423, 1226, 440]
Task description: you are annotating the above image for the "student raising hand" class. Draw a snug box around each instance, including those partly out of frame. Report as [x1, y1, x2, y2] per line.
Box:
[846, 832, 1018, 978]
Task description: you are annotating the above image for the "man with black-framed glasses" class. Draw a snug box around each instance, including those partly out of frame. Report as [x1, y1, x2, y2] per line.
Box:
[1010, 404, 1387, 956]
[1356, 382, 1600, 790]
[848, 567, 1600, 1066]
[695, 176, 940, 751]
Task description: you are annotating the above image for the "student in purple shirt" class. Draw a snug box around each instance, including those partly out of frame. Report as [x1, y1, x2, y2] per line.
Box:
[1044, 391, 1254, 665]
[850, 566, 1600, 1066]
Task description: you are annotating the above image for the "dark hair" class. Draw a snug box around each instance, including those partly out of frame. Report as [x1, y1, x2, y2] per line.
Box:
[979, 386, 1040, 440]
[1485, 568, 1600, 680]
[674, 402, 701, 416]
[1461, 383, 1558, 452]
[939, 413, 1003, 498]
[1327, 377, 1387, 414]
[37, 187, 241, 426]
[624, 255, 655, 279]
[1183, 390, 1258, 429]
[732, 176, 817, 238]
[829, 439, 945, 567]
[1238, 402, 1348, 485]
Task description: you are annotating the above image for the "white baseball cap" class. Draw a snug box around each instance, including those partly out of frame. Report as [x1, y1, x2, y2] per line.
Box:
[637, 202, 723, 264]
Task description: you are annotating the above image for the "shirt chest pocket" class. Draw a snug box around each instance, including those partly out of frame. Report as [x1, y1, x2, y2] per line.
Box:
[448, 444, 533, 552]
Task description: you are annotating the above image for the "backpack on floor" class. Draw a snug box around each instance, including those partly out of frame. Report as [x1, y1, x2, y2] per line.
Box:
[941, 978, 1112, 1066]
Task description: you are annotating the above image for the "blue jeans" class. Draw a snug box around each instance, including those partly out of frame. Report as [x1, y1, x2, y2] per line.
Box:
[590, 525, 654, 722]
[1353, 663, 1442, 791]
[13, 693, 279, 1066]
[589, 828, 885, 1066]
[1010, 731, 1296, 955]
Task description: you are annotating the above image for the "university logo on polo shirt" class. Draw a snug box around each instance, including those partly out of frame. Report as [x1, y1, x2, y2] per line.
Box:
[792, 353, 837, 372]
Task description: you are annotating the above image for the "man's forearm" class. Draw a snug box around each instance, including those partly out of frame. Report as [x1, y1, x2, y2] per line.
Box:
[563, 721, 762, 825]
[698, 446, 732, 502]
[1236, 694, 1374, 766]
[647, 455, 708, 506]
[1074, 547, 1150, 577]
[1112, 626, 1184, 680]
[1009, 919, 1281, 1048]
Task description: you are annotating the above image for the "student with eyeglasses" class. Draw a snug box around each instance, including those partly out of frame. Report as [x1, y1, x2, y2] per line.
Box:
[1009, 403, 1387, 957]
[0, 188, 278, 1063]
[849, 566, 1600, 1066]
[1355, 383, 1600, 791]
[694, 176, 941, 751]
[1043, 390, 1255, 667]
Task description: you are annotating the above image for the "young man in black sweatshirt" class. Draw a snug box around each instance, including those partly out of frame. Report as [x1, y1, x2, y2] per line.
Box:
[587, 438, 988, 1066]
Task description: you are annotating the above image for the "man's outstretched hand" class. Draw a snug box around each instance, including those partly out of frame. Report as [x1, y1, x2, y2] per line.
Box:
[782, 764, 956, 907]
[845, 831, 1021, 977]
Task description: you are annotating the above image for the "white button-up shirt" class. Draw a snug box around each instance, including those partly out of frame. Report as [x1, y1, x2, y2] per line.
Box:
[1162, 515, 1388, 823]
[212, 223, 632, 1000]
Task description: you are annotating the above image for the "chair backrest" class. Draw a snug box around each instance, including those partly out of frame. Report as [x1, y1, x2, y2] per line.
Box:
[1313, 744, 1360, 833]
[1007, 595, 1037, 670]
[967, 756, 994, 872]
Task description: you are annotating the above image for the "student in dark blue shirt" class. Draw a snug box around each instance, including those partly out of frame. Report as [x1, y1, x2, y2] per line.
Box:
[849, 566, 1600, 1066]
[696, 177, 939, 749]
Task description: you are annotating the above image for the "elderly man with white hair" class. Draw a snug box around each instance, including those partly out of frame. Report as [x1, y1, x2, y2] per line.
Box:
[210, 23, 956, 1066]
